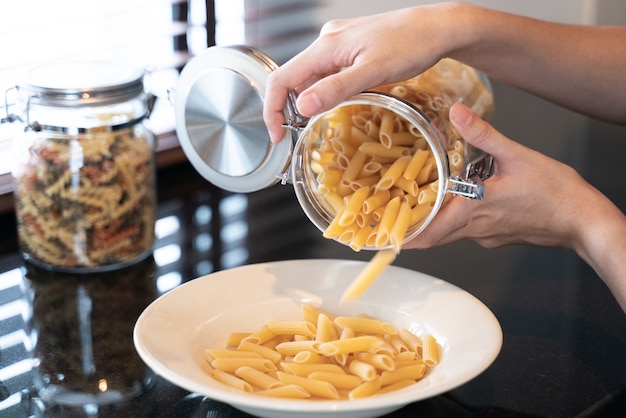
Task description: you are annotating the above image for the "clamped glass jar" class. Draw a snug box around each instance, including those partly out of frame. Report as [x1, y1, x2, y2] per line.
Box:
[172, 46, 494, 252]
[3, 61, 157, 272]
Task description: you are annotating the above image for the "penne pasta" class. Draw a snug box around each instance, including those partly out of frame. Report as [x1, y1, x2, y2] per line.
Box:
[205, 349, 262, 362]
[212, 369, 254, 393]
[276, 372, 341, 400]
[340, 249, 397, 302]
[316, 335, 384, 356]
[380, 364, 426, 386]
[398, 328, 423, 353]
[375, 156, 411, 191]
[236, 341, 283, 363]
[334, 317, 397, 335]
[362, 189, 391, 215]
[375, 379, 416, 394]
[358, 142, 409, 160]
[308, 371, 362, 390]
[235, 366, 284, 390]
[257, 384, 310, 399]
[349, 376, 382, 399]
[275, 340, 319, 356]
[211, 357, 277, 373]
[342, 149, 368, 182]
[375, 197, 401, 248]
[303, 304, 335, 324]
[385, 334, 411, 354]
[242, 325, 277, 345]
[315, 313, 339, 342]
[422, 334, 441, 367]
[293, 351, 330, 364]
[378, 110, 396, 148]
[349, 359, 378, 381]
[389, 131, 420, 147]
[339, 186, 371, 226]
[265, 320, 316, 338]
[203, 305, 441, 400]
[226, 332, 250, 347]
[354, 352, 395, 371]
[349, 225, 372, 252]
[417, 187, 437, 205]
[279, 362, 346, 377]
[390, 201, 414, 253]
[403, 148, 431, 181]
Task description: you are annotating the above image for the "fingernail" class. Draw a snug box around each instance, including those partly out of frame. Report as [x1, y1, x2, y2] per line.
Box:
[450, 103, 472, 127]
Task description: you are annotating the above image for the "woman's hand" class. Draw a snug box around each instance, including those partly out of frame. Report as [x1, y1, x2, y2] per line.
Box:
[407, 103, 594, 250]
[407, 103, 626, 312]
[263, 2, 465, 143]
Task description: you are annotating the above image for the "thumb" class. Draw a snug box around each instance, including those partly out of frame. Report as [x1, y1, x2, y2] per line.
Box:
[449, 102, 511, 158]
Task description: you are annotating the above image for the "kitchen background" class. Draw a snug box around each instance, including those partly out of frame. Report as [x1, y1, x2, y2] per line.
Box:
[0, 1, 625, 415]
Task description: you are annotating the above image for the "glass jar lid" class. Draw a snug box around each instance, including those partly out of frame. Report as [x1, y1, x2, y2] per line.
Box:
[20, 61, 146, 106]
[172, 45, 292, 193]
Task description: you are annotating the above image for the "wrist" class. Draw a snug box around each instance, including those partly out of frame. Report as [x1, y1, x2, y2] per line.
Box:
[400, 2, 481, 63]
[442, 2, 490, 63]
[572, 188, 626, 309]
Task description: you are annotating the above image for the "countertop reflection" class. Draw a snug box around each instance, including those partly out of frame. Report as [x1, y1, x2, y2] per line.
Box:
[0, 161, 625, 418]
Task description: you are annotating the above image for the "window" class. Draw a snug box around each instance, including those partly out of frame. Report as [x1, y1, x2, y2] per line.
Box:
[0, 0, 322, 214]
[0, 0, 214, 209]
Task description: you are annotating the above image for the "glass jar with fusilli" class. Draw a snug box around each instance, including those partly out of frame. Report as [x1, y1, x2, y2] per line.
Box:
[8, 61, 156, 272]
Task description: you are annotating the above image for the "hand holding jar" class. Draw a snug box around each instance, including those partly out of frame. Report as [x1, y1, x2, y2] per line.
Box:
[408, 103, 626, 313]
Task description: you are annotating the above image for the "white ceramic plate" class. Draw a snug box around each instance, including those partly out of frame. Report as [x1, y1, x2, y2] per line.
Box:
[134, 259, 502, 418]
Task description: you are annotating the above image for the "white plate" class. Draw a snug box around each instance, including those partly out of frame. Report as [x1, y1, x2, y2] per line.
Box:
[134, 259, 502, 418]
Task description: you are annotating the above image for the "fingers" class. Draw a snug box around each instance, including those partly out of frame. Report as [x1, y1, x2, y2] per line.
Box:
[448, 102, 518, 161]
[403, 197, 473, 249]
[264, 62, 378, 143]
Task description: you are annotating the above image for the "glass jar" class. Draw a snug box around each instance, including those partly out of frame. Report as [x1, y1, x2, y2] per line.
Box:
[172, 46, 493, 251]
[5, 61, 157, 272]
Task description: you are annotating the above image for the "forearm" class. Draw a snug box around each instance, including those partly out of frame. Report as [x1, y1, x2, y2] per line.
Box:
[572, 187, 626, 312]
[444, 2, 626, 125]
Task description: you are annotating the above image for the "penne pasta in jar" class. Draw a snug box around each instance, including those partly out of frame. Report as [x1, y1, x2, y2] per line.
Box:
[291, 58, 494, 257]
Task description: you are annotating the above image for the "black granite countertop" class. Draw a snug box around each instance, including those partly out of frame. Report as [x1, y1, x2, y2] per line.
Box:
[0, 161, 624, 418]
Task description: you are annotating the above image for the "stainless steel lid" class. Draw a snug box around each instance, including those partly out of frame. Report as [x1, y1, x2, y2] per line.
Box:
[173, 45, 292, 193]
[21, 61, 145, 106]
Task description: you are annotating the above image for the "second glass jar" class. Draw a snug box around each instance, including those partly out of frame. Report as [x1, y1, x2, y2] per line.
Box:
[7, 61, 157, 271]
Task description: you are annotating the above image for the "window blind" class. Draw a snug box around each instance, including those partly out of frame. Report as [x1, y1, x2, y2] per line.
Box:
[215, 0, 320, 64]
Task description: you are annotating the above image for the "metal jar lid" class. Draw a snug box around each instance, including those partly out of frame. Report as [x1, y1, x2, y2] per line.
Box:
[20, 61, 146, 106]
[172, 45, 292, 193]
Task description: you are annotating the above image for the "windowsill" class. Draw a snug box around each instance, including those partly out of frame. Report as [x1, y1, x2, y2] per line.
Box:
[0, 131, 186, 215]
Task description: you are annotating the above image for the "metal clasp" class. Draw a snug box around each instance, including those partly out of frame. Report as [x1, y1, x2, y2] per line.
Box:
[1, 87, 20, 125]
[277, 90, 309, 185]
[2, 87, 42, 131]
[448, 153, 494, 200]
[282, 90, 309, 142]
